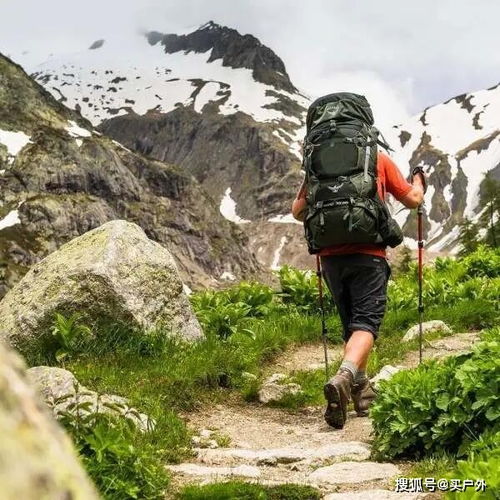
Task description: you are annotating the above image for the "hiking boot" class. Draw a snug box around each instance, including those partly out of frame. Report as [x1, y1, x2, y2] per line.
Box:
[323, 368, 353, 429]
[351, 378, 377, 416]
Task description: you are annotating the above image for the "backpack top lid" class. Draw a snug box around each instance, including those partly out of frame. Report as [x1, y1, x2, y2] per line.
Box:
[306, 92, 374, 132]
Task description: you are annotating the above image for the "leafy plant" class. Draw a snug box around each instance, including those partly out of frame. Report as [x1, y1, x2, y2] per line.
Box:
[277, 265, 333, 313]
[51, 312, 92, 362]
[462, 245, 500, 278]
[190, 282, 278, 339]
[447, 429, 500, 499]
[57, 388, 169, 499]
[371, 329, 500, 460]
[225, 281, 277, 317]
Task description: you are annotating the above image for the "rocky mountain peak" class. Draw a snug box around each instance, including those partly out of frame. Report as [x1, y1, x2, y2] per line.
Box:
[146, 21, 296, 93]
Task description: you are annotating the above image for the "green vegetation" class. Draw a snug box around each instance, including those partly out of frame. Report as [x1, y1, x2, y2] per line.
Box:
[371, 328, 499, 460]
[27, 246, 498, 498]
[51, 312, 92, 363]
[458, 173, 499, 255]
[277, 265, 333, 313]
[177, 481, 321, 500]
[448, 429, 500, 499]
[57, 392, 169, 500]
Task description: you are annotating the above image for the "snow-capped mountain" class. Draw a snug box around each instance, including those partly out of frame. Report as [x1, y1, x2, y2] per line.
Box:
[31, 21, 308, 158]
[388, 84, 500, 253]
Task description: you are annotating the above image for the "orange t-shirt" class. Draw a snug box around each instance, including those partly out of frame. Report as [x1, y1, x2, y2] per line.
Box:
[319, 151, 412, 258]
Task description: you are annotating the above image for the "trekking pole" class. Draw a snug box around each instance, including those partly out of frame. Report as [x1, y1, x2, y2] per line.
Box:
[316, 255, 329, 380]
[417, 203, 424, 364]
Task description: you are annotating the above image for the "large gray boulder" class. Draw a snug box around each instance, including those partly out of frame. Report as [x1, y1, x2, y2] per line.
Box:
[0, 341, 98, 499]
[0, 220, 202, 351]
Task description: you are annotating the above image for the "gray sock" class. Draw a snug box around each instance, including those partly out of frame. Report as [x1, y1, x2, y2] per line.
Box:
[354, 370, 368, 383]
[339, 360, 358, 379]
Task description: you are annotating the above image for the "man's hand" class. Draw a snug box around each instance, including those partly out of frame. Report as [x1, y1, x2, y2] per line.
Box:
[411, 166, 427, 194]
[401, 168, 426, 209]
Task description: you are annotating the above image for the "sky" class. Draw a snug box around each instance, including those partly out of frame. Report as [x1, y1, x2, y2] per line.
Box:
[2, 0, 500, 127]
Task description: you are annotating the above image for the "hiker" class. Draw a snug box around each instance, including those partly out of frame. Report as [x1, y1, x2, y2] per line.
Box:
[291, 93, 426, 429]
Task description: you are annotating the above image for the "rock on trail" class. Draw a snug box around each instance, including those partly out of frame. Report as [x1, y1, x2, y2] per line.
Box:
[402, 320, 452, 342]
[28, 366, 153, 432]
[325, 490, 425, 499]
[308, 461, 400, 486]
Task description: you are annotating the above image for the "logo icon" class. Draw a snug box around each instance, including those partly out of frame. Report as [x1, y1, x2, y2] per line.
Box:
[327, 184, 342, 193]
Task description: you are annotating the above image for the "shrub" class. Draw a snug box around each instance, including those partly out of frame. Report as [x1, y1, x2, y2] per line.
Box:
[58, 392, 169, 499]
[371, 330, 500, 460]
[462, 245, 500, 279]
[447, 430, 500, 499]
[277, 265, 333, 313]
[225, 281, 277, 317]
[190, 282, 278, 339]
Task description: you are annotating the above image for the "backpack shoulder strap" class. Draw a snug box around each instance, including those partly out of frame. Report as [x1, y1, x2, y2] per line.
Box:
[375, 129, 394, 152]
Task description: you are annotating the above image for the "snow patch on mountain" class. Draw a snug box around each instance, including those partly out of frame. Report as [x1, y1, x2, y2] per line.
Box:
[220, 187, 251, 224]
[268, 213, 302, 225]
[271, 236, 287, 270]
[65, 120, 92, 138]
[388, 83, 500, 252]
[0, 210, 20, 230]
[0, 129, 32, 163]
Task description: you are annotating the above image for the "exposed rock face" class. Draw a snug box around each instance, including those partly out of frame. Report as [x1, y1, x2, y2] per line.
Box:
[99, 105, 303, 220]
[147, 21, 297, 93]
[0, 341, 98, 499]
[0, 220, 203, 351]
[0, 53, 260, 298]
[27, 365, 153, 432]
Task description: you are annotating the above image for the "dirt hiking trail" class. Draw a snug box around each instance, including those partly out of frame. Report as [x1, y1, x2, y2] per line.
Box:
[171, 332, 480, 499]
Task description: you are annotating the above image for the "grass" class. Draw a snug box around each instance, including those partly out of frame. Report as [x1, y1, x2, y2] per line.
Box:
[24, 310, 343, 464]
[406, 453, 457, 479]
[176, 481, 321, 500]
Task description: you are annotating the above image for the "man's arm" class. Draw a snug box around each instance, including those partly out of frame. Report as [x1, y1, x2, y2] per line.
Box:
[292, 178, 307, 221]
[383, 154, 425, 208]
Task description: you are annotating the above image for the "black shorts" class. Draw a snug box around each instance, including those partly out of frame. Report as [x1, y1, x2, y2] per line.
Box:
[320, 253, 391, 342]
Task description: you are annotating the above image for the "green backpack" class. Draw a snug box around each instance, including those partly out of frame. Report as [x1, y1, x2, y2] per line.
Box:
[302, 92, 403, 254]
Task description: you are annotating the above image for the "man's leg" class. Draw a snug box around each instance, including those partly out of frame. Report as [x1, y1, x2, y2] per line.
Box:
[341, 331, 371, 381]
[321, 256, 359, 428]
[343, 330, 374, 368]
